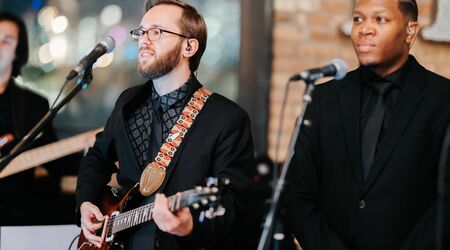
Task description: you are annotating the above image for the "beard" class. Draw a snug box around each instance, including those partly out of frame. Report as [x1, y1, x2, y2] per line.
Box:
[138, 41, 183, 80]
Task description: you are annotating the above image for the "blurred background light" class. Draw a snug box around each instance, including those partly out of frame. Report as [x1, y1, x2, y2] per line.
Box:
[49, 36, 68, 64]
[38, 43, 53, 64]
[31, 0, 43, 10]
[107, 25, 127, 46]
[38, 6, 57, 31]
[95, 52, 114, 68]
[100, 5, 122, 27]
[52, 15, 68, 34]
[124, 45, 138, 61]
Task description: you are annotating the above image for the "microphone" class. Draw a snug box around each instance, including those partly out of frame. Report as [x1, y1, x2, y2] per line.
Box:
[66, 36, 116, 80]
[289, 58, 348, 82]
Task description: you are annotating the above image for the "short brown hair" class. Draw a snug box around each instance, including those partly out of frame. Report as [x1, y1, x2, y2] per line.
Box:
[145, 0, 207, 72]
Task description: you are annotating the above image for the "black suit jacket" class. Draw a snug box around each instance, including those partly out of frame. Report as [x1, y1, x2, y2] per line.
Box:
[285, 56, 450, 250]
[75, 78, 254, 249]
[0, 79, 60, 197]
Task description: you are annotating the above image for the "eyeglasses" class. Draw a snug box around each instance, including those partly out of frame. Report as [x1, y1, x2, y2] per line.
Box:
[130, 27, 188, 41]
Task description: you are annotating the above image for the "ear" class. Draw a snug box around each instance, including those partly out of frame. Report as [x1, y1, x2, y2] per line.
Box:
[406, 21, 419, 48]
[182, 38, 199, 58]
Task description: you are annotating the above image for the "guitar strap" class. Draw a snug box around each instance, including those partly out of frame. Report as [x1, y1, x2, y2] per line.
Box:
[139, 88, 212, 196]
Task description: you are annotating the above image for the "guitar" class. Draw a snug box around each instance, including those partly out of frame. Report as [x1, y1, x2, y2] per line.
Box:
[0, 128, 101, 178]
[77, 178, 226, 250]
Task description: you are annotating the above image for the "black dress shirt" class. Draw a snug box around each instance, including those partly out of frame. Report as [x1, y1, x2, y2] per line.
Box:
[125, 79, 192, 167]
[361, 59, 412, 159]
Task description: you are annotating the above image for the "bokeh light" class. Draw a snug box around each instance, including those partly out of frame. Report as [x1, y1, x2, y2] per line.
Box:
[100, 5, 122, 27]
[37, 6, 57, 31]
[38, 43, 53, 64]
[52, 16, 68, 34]
[95, 53, 114, 68]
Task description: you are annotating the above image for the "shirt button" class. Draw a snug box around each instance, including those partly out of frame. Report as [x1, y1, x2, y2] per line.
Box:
[359, 200, 366, 209]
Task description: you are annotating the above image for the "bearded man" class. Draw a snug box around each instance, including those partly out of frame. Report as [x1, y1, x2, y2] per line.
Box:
[75, 1, 253, 249]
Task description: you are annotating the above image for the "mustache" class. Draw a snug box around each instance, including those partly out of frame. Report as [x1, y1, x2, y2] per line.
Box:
[139, 46, 155, 53]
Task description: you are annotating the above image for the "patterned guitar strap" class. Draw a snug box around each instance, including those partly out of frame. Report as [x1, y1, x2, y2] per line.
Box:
[139, 88, 212, 196]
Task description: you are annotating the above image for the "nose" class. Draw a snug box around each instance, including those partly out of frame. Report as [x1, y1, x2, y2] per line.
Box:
[358, 21, 375, 36]
[138, 33, 152, 46]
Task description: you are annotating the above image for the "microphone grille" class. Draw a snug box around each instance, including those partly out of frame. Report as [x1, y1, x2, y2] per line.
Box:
[97, 36, 116, 53]
[331, 58, 348, 80]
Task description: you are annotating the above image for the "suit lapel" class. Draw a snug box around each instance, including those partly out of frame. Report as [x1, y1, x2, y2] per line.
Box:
[118, 82, 153, 176]
[363, 59, 427, 193]
[339, 70, 364, 190]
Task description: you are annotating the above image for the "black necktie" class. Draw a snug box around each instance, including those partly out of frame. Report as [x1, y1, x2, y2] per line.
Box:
[361, 81, 394, 179]
[150, 105, 163, 161]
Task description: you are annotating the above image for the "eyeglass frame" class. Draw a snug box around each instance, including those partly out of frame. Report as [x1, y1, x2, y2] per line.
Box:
[130, 27, 189, 41]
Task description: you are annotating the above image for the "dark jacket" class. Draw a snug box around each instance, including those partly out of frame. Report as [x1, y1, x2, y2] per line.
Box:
[285, 56, 450, 250]
[0, 79, 60, 197]
[76, 77, 254, 249]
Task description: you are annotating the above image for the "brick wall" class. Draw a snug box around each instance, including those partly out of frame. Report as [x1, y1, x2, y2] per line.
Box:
[268, 0, 450, 162]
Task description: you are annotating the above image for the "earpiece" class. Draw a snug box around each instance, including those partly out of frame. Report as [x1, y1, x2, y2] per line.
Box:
[185, 40, 192, 51]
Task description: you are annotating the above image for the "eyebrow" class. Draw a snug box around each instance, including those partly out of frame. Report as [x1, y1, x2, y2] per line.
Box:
[138, 24, 165, 30]
[0, 34, 16, 40]
[353, 9, 389, 15]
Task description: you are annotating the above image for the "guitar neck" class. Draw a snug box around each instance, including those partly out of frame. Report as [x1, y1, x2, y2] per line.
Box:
[110, 190, 194, 235]
[0, 129, 100, 178]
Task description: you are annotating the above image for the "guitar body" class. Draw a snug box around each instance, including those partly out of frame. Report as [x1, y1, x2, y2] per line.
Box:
[77, 184, 141, 250]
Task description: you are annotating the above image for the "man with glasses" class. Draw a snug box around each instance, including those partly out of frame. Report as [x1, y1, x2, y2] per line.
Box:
[75, 0, 253, 249]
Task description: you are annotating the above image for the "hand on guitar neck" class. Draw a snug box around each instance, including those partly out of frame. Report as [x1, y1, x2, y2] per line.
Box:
[78, 178, 227, 250]
[153, 193, 194, 236]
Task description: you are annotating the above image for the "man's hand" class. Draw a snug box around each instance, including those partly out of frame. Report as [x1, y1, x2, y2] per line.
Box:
[80, 201, 105, 248]
[153, 193, 193, 236]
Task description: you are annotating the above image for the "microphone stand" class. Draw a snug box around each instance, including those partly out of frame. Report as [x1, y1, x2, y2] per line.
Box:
[257, 79, 316, 250]
[0, 66, 93, 172]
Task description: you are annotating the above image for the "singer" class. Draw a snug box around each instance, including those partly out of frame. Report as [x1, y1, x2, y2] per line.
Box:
[284, 0, 450, 249]
[75, 1, 253, 249]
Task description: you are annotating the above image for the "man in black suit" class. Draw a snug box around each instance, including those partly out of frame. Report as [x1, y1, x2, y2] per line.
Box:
[76, 1, 253, 249]
[285, 0, 450, 249]
[0, 11, 82, 225]
[0, 11, 61, 198]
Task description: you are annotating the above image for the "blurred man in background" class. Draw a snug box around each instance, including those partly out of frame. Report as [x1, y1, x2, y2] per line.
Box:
[0, 11, 81, 225]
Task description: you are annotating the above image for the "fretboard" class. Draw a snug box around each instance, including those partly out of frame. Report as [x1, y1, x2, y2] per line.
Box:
[110, 190, 196, 234]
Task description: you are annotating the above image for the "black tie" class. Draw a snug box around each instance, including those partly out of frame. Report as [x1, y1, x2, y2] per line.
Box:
[150, 105, 163, 161]
[361, 81, 394, 179]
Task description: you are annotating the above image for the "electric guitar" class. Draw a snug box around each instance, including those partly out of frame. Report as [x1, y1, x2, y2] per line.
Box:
[77, 178, 226, 250]
[0, 128, 101, 178]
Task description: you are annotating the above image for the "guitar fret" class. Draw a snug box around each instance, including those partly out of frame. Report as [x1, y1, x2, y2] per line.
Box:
[139, 206, 145, 224]
[110, 189, 209, 235]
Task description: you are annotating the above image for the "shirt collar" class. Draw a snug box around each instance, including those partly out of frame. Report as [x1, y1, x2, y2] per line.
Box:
[150, 75, 193, 112]
[362, 55, 412, 89]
